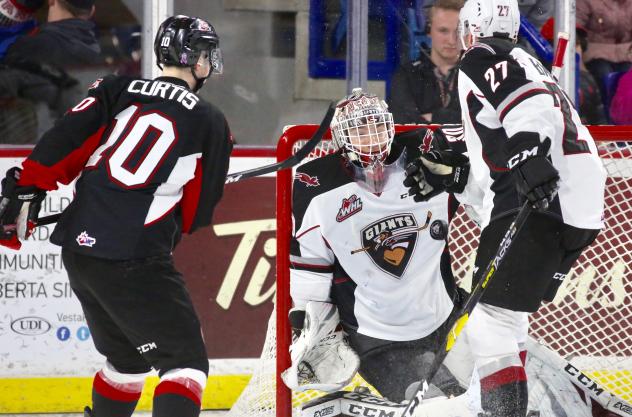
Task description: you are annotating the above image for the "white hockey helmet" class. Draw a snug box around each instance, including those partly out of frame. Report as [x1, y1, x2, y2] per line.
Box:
[330, 88, 395, 192]
[330, 88, 394, 167]
[459, 0, 520, 46]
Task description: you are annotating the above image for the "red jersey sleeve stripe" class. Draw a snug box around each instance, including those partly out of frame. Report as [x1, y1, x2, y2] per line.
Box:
[18, 126, 107, 190]
[181, 157, 203, 234]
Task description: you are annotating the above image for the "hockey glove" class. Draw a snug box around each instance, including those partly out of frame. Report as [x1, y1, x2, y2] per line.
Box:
[507, 134, 559, 211]
[404, 150, 470, 202]
[0, 167, 46, 250]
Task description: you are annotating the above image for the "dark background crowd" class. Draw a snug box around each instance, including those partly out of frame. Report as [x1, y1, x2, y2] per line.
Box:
[0, 0, 630, 146]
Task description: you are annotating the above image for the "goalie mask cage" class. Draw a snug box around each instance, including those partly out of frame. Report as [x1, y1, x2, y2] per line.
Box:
[227, 124, 632, 417]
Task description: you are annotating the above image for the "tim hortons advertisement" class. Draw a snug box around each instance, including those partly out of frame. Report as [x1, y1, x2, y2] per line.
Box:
[0, 148, 276, 377]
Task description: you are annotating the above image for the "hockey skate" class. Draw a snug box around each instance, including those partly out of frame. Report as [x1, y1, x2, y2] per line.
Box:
[83, 406, 93, 416]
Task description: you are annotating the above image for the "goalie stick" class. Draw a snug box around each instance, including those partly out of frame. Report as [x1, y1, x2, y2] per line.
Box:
[526, 338, 632, 417]
[402, 30, 571, 417]
[24, 101, 336, 229]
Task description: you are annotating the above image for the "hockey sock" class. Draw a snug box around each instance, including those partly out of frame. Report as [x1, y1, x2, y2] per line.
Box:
[480, 366, 528, 417]
[91, 369, 144, 417]
[152, 368, 206, 417]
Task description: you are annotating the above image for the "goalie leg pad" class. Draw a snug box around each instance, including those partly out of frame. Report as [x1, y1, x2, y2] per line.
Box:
[282, 301, 360, 392]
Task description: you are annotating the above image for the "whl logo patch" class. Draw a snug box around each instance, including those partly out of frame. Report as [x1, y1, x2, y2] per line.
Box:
[76, 231, 96, 247]
[354, 213, 420, 278]
[336, 194, 362, 222]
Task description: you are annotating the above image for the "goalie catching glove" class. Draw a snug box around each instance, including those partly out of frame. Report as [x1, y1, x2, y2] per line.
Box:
[0, 167, 46, 250]
[282, 301, 360, 392]
[403, 127, 469, 202]
[404, 150, 469, 202]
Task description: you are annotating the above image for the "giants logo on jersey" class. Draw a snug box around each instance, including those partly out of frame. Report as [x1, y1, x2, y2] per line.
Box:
[336, 195, 362, 222]
[355, 213, 419, 278]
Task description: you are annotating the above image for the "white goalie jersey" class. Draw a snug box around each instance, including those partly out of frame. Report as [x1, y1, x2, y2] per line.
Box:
[457, 38, 607, 229]
[289, 150, 456, 342]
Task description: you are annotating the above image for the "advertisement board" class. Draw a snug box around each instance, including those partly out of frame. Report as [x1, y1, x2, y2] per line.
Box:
[0, 147, 277, 412]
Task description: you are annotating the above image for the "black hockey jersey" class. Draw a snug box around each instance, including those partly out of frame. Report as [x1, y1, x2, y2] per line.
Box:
[18, 75, 232, 259]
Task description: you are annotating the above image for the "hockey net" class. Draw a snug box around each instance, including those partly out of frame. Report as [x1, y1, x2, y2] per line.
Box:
[228, 124, 632, 417]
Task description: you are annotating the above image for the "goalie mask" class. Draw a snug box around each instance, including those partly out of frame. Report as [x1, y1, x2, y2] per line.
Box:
[330, 88, 395, 193]
[458, 0, 520, 49]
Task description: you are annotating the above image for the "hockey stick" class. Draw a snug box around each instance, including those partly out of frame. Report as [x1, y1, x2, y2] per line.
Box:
[29, 102, 337, 228]
[551, 31, 569, 82]
[526, 337, 632, 417]
[401, 201, 533, 417]
[224, 101, 336, 184]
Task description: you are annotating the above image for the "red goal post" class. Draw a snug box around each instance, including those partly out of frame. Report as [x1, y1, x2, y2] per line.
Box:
[247, 124, 632, 417]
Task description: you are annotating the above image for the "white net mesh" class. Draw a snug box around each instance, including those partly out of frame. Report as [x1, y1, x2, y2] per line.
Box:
[227, 127, 632, 417]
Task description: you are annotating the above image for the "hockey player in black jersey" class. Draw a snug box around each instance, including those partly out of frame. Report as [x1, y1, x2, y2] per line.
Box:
[282, 88, 474, 409]
[0, 15, 232, 417]
[403, 1, 607, 416]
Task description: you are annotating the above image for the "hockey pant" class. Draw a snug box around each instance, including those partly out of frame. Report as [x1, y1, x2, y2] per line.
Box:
[344, 320, 468, 403]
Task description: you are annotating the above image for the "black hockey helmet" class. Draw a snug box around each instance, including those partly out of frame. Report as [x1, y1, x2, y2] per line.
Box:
[154, 15, 223, 76]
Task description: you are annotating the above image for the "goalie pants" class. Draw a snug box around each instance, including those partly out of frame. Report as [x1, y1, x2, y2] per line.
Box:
[345, 319, 465, 403]
[62, 249, 209, 376]
[474, 211, 600, 312]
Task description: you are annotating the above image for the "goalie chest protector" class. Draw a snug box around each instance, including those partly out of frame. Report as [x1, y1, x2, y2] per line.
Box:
[291, 153, 455, 342]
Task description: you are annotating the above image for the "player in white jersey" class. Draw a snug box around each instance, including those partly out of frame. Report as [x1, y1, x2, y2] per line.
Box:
[414, 0, 606, 416]
[285, 89, 471, 403]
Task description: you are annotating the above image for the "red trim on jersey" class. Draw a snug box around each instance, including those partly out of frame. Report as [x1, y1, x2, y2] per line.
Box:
[498, 88, 550, 123]
[290, 261, 333, 270]
[480, 366, 527, 392]
[93, 371, 143, 403]
[481, 150, 509, 172]
[334, 277, 350, 284]
[18, 126, 107, 190]
[120, 125, 163, 174]
[519, 350, 527, 366]
[295, 224, 320, 240]
[154, 379, 202, 406]
[181, 157, 203, 233]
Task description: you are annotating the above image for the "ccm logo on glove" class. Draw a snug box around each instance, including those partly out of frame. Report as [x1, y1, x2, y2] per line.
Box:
[507, 146, 539, 169]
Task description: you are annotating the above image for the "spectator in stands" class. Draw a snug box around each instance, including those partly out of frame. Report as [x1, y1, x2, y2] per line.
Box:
[609, 68, 632, 125]
[518, 0, 553, 30]
[388, 0, 463, 124]
[541, 18, 607, 125]
[3, 0, 101, 68]
[576, 0, 632, 97]
[0, 0, 102, 143]
[0, 0, 44, 59]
